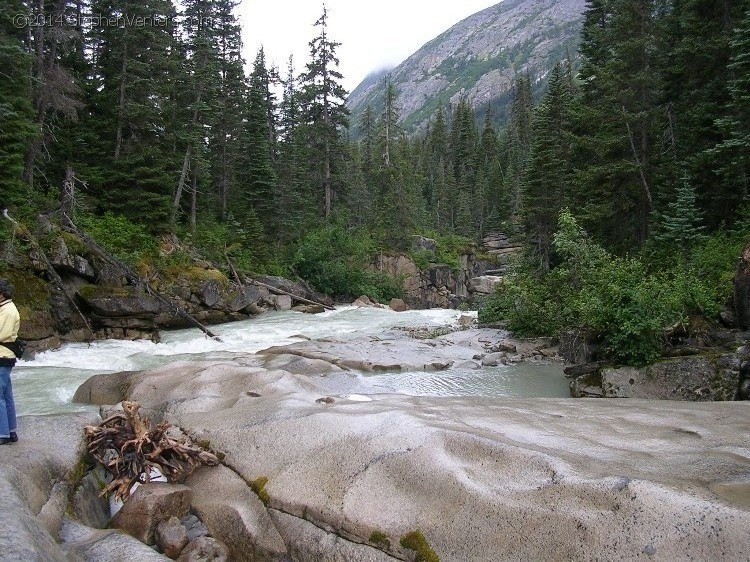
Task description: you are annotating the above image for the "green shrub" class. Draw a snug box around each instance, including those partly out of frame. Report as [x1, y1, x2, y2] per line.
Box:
[479, 209, 741, 366]
[77, 212, 157, 266]
[181, 214, 271, 275]
[293, 225, 402, 301]
[435, 233, 473, 273]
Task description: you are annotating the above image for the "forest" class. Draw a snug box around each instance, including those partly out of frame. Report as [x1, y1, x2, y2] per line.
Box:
[1, 0, 749, 365]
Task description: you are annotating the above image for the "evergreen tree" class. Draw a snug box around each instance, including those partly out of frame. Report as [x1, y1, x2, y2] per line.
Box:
[571, 0, 663, 250]
[423, 105, 448, 213]
[21, 0, 85, 194]
[88, 0, 179, 230]
[0, 0, 36, 206]
[373, 79, 421, 246]
[711, 6, 750, 205]
[276, 55, 310, 245]
[238, 48, 277, 236]
[521, 63, 574, 271]
[500, 74, 533, 221]
[209, 0, 246, 223]
[173, 0, 222, 229]
[661, 0, 750, 228]
[477, 104, 503, 234]
[654, 173, 705, 261]
[358, 104, 376, 193]
[299, 6, 349, 221]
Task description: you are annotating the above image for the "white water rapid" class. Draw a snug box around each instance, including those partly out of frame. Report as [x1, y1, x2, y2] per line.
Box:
[13, 307, 569, 415]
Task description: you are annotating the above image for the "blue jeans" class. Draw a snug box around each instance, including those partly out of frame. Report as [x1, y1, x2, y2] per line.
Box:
[0, 365, 17, 438]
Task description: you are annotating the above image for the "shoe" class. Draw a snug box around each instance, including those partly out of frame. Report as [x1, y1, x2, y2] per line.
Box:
[9, 432, 17, 442]
[0, 438, 11, 445]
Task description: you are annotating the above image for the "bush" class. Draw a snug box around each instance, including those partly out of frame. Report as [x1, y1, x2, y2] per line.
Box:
[181, 214, 271, 275]
[293, 225, 402, 301]
[77, 212, 157, 266]
[479, 209, 741, 366]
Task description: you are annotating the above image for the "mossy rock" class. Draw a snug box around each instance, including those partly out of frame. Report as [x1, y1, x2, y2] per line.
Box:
[0, 268, 51, 312]
[182, 266, 229, 288]
[59, 232, 90, 258]
[77, 285, 131, 300]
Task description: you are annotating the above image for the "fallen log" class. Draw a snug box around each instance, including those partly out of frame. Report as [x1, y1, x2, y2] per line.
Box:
[249, 279, 335, 311]
[62, 220, 222, 341]
[2, 210, 95, 341]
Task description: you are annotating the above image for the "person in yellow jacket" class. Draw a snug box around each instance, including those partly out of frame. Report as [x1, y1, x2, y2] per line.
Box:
[0, 279, 20, 445]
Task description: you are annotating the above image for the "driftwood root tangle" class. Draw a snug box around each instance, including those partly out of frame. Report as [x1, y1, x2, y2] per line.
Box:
[84, 401, 219, 503]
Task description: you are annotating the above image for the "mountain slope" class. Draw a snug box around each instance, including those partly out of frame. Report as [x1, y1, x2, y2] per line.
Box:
[346, 0, 586, 134]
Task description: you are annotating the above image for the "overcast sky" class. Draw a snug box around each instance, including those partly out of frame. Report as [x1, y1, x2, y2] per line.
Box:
[237, 1, 501, 92]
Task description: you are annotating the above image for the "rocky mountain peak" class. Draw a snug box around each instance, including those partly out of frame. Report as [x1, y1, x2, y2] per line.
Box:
[346, 0, 586, 134]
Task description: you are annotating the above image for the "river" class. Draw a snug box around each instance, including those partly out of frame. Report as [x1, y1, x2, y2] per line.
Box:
[12, 306, 570, 416]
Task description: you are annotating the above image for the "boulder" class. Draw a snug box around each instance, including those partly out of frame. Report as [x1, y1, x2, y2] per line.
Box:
[352, 295, 377, 308]
[71, 467, 112, 529]
[469, 275, 503, 294]
[110, 484, 193, 545]
[410, 235, 437, 253]
[155, 516, 190, 559]
[389, 298, 408, 312]
[558, 329, 603, 364]
[49, 237, 97, 280]
[600, 355, 738, 400]
[0, 412, 99, 561]
[108, 361, 750, 562]
[273, 295, 292, 311]
[569, 371, 605, 397]
[176, 536, 229, 562]
[77, 286, 164, 317]
[481, 352, 507, 366]
[198, 280, 222, 308]
[61, 518, 173, 561]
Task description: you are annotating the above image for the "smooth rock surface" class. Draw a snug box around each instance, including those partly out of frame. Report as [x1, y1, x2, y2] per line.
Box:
[0, 412, 99, 562]
[186, 465, 288, 561]
[78, 357, 750, 562]
[61, 518, 171, 561]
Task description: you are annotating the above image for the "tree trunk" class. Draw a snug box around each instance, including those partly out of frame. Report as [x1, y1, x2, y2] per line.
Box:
[114, 46, 128, 160]
[60, 166, 75, 229]
[172, 145, 191, 223]
[190, 165, 198, 232]
[22, 0, 47, 189]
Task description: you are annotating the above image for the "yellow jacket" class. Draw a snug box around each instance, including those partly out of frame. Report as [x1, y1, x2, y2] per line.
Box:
[0, 300, 20, 360]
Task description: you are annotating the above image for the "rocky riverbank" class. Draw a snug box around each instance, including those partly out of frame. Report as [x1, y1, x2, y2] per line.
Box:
[2, 322, 749, 561]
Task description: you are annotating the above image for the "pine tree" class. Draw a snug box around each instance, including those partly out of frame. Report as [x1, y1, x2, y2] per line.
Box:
[21, 0, 85, 194]
[422, 105, 448, 215]
[88, 0, 179, 230]
[211, 0, 246, 222]
[711, 6, 750, 206]
[299, 6, 349, 221]
[238, 48, 277, 237]
[276, 55, 310, 245]
[476, 104, 503, 235]
[173, 0, 222, 229]
[521, 63, 574, 271]
[373, 78, 421, 246]
[661, 0, 750, 229]
[0, 0, 36, 206]
[500, 74, 533, 221]
[655, 173, 705, 260]
[570, 0, 663, 251]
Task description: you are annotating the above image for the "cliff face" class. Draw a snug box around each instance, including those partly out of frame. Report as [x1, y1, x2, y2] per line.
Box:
[346, 0, 586, 134]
